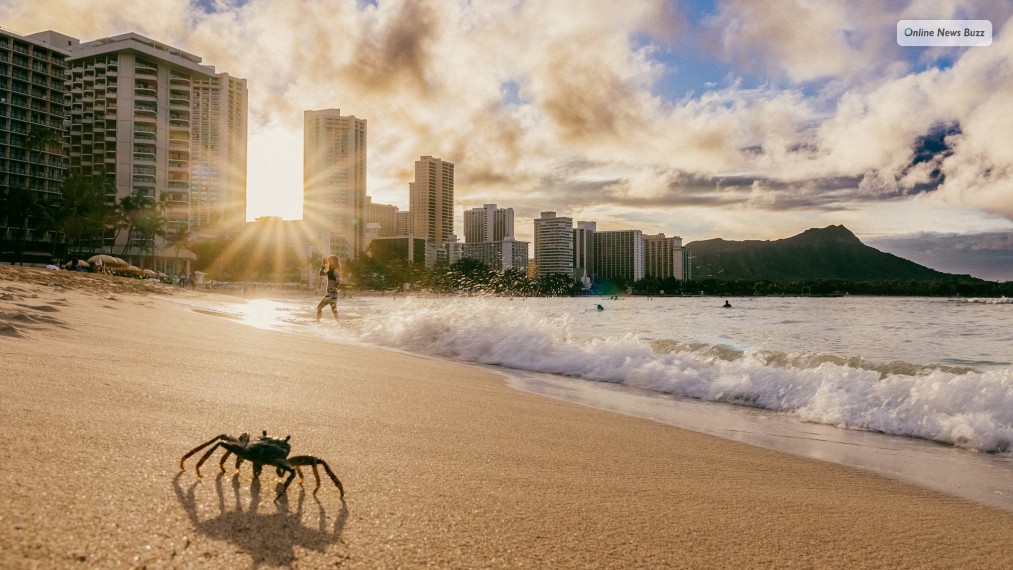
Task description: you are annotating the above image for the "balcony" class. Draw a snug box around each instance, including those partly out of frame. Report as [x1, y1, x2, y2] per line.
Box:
[135, 66, 157, 77]
[134, 88, 157, 101]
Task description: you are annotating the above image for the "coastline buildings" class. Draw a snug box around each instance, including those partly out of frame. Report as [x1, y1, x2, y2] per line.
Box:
[644, 233, 686, 281]
[533, 211, 574, 277]
[0, 30, 70, 242]
[366, 197, 398, 237]
[573, 221, 596, 288]
[304, 108, 367, 261]
[62, 32, 222, 273]
[395, 210, 413, 237]
[444, 233, 464, 265]
[464, 203, 514, 243]
[463, 238, 528, 272]
[190, 71, 248, 234]
[370, 235, 427, 265]
[409, 156, 454, 245]
[593, 230, 644, 284]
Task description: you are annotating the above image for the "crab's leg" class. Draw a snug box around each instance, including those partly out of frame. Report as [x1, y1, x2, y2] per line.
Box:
[195, 443, 225, 478]
[289, 456, 343, 498]
[179, 434, 228, 471]
[218, 450, 233, 472]
[265, 459, 297, 502]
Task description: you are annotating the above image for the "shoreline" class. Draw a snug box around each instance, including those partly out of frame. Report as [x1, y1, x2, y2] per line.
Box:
[3, 267, 1013, 568]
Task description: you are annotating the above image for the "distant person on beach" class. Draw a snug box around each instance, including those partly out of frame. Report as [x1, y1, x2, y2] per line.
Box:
[316, 255, 341, 322]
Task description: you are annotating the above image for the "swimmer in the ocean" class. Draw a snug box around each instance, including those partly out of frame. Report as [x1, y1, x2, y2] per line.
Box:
[723, 300, 732, 308]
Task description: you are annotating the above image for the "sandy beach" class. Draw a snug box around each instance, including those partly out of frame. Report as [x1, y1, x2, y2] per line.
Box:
[1, 266, 1012, 569]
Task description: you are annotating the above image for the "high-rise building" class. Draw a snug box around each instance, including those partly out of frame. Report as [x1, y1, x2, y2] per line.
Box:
[409, 156, 454, 245]
[593, 230, 644, 284]
[682, 248, 692, 281]
[0, 30, 70, 244]
[573, 221, 596, 287]
[534, 211, 573, 277]
[60, 32, 220, 273]
[304, 108, 367, 261]
[463, 203, 514, 243]
[190, 71, 248, 233]
[462, 237, 529, 272]
[366, 196, 398, 237]
[395, 210, 413, 237]
[643, 233, 684, 280]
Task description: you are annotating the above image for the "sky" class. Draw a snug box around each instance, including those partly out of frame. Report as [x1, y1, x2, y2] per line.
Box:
[4, 0, 1013, 279]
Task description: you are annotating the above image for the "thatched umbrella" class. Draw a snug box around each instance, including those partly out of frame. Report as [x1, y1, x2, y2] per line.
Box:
[88, 254, 127, 267]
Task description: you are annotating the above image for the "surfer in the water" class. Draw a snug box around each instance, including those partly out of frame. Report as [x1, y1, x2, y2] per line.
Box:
[723, 300, 732, 308]
[316, 255, 341, 322]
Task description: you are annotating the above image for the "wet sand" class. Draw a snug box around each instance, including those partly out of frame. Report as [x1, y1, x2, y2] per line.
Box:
[1, 266, 1012, 568]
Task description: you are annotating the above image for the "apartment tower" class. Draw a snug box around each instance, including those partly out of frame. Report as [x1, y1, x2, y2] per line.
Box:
[533, 211, 573, 277]
[304, 108, 367, 260]
[366, 196, 398, 237]
[0, 30, 70, 240]
[643, 233, 684, 280]
[62, 33, 217, 273]
[463, 203, 514, 243]
[409, 156, 454, 245]
[190, 71, 248, 233]
[593, 229, 644, 284]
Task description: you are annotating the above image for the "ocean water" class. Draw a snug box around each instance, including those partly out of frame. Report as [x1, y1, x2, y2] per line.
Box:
[174, 294, 1013, 457]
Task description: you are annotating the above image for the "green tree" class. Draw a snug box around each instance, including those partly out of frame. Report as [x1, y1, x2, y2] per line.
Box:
[1, 186, 47, 266]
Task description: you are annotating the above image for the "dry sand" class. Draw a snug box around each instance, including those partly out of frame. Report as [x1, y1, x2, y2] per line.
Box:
[1, 266, 1012, 569]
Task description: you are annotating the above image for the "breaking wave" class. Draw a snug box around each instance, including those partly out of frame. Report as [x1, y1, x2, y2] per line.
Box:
[358, 298, 1013, 455]
[965, 297, 1013, 304]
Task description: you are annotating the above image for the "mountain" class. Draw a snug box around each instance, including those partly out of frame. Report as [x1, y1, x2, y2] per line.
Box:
[685, 225, 973, 281]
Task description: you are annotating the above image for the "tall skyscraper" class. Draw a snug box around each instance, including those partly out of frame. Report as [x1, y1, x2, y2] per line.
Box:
[0, 30, 70, 242]
[643, 233, 684, 280]
[366, 196, 398, 237]
[534, 211, 573, 277]
[59, 32, 220, 273]
[304, 109, 367, 260]
[573, 221, 596, 287]
[593, 230, 644, 284]
[409, 156, 454, 245]
[463, 203, 514, 243]
[190, 71, 248, 233]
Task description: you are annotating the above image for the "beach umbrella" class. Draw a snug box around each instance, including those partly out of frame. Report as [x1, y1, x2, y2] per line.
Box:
[88, 254, 126, 266]
[143, 269, 157, 276]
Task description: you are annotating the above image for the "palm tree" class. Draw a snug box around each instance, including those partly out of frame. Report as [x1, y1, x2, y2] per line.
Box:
[115, 195, 143, 258]
[1, 186, 47, 266]
[167, 225, 193, 259]
[132, 201, 168, 269]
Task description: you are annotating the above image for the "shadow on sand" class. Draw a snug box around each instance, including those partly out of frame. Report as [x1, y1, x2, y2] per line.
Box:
[173, 471, 349, 567]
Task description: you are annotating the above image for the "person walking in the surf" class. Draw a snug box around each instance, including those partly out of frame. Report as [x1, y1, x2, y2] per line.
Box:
[316, 255, 341, 322]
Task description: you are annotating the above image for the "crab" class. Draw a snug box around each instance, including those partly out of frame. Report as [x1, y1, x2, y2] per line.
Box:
[180, 431, 343, 500]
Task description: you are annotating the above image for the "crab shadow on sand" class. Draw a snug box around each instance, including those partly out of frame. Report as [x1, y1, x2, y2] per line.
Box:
[172, 471, 349, 567]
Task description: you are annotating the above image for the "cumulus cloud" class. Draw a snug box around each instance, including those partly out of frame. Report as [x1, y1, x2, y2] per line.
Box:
[3, 0, 1013, 232]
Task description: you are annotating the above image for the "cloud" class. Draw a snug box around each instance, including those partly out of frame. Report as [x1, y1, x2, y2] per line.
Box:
[3, 0, 1013, 233]
[866, 231, 1013, 281]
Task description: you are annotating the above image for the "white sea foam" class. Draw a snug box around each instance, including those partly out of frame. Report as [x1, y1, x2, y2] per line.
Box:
[358, 298, 1013, 455]
[966, 296, 1013, 304]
